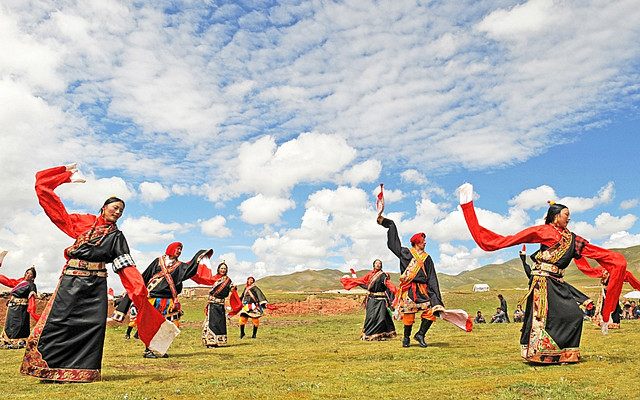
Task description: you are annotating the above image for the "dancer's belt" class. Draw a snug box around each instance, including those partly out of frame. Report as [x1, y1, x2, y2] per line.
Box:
[532, 262, 564, 277]
[65, 259, 108, 277]
[8, 297, 29, 306]
[369, 291, 386, 297]
[208, 295, 225, 304]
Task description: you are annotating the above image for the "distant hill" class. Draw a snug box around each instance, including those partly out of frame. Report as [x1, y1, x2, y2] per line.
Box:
[254, 244, 640, 292]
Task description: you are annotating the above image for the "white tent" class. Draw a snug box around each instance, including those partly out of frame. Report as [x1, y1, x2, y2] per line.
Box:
[623, 290, 640, 299]
[472, 283, 490, 292]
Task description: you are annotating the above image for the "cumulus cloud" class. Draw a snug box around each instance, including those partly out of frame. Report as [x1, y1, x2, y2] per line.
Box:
[119, 216, 186, 246]
[238, 194, 296, 225]
[138, 181, 171, 203]
[621, 199, 638, 210]
[509, 182, 614, 213]
[335, 159, 381, 186]
[602, 231, 640, 249]
[200, 215, 232, 238]
[401, 169, 429, 186]
[570, 212, 637, 241]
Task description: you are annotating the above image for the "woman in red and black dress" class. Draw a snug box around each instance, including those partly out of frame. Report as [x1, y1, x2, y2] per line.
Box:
[459, 183, 627, 364]
[21, 164, 177, 382]
[0, 252, 40, 349]
[340, 259, 398, 341]
[200, 262, 241, 347]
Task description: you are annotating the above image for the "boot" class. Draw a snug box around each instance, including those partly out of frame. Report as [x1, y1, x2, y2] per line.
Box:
[240, 325, 246, 339]
[414, 319, 433, 348]
[402, 325, 412, 347]
[252, 326, 258, 338]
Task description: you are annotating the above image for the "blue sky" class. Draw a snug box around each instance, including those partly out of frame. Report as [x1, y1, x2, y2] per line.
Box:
[0, 0, 639, 292]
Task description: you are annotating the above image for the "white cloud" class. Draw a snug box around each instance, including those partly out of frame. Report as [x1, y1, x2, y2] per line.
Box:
[139, 181, 170, 203]
[238, 194, 296, 225]
[509, 182, 614, 213]
[401, 169, 429, 186]
[621, 199, 638, 210]
[119, 216, 186, 246]
[200, 215, 232, 238]
[335, 159, 381, 186]
[571, 212, 637, 241]
[602, 231, 640, 249]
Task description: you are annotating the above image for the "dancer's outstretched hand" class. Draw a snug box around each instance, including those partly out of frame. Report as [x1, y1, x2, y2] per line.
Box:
[0, 249, 7, 265]
[458, 183, 473, 205]
[65, 163, 86, 183]
[376, 215, 384, 225]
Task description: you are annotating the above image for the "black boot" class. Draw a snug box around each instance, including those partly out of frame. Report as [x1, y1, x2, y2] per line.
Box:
[414, 319, 433, 348]
[240, 325, 246, 339]
[402, 325, 412, 347]
[252, 326, 258, 338]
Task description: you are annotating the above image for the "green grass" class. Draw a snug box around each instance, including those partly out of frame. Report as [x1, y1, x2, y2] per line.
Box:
[3, 292, 640, 399]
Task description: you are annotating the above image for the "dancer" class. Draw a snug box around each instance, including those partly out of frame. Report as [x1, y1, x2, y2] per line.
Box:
[340, 260, 398, 341]
[113, 242, 213, 358]
[21, 164, 178, 382]
[200, 261, 242, 347]
[0, 251, 40, 349]
[377, 216, 444, 348]
[573, 255, 640, 329]
[459, 183, 627, 364]
[238, 277, 275, 339]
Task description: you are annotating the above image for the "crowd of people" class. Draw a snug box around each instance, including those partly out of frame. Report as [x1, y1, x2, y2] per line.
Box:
[1, 166, 638, 383]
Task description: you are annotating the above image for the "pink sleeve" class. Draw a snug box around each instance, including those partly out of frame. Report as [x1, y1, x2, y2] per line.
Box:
[580, 243, 627, 323]
[461, 202, 558, 251]
[0, 274, 21, 288]
[35, 166, 96, 238]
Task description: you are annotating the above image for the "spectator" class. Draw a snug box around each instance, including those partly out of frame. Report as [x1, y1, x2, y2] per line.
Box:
[497, 294, 510, 323]
[513, 305, 524, 322]
[474, 311, 486, 324]
[490, 307, 506, 323]
[633, 301, 640, 319]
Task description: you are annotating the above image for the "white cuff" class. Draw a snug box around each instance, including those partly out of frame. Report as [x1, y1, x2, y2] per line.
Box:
[458, 183, 474, 205]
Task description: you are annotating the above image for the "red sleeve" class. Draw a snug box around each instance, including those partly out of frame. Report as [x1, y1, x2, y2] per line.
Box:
[0, 274, 21, 288]
[227, 288, 243, 316]
[27, 295, 40, 321]
[190, 263, 218, 286]
[339, 270, 374, 290]
[461, 202, 559, 251]
[624, 271, 640, 291]
[574, 257, 605, 278]
[385, 278, 398, 294]
[35, 166, 96, 238]
[580, 243, 627, 323]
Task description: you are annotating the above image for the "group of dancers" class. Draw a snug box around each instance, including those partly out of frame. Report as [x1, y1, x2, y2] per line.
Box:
[341, 182, 638, 365]
[0, 166, 638, 383]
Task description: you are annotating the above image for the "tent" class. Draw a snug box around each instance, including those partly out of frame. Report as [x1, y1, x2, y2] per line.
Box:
[623, 290, 640, 299]
[472, 283, 490, 292]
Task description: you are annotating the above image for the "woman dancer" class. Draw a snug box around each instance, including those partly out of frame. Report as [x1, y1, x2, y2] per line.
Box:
[21, 164, 177, 382]
[201, 262, 241, 347]
[340, 260, 397, 341]
[238, 277, 274, 339]
[0, 251, 40, 349]
[459, 183, 627, 364]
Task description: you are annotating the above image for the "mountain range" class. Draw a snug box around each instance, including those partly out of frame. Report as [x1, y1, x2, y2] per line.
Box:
[254, 245, 640, 292]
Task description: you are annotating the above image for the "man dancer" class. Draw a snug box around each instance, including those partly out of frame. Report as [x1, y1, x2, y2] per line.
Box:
[377, 215, 444, 348]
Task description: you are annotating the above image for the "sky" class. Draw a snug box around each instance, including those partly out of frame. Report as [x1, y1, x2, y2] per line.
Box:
[0, 0, 639, 292]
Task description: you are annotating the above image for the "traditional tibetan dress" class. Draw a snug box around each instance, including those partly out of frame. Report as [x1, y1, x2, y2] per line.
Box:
[381, 218, 444, 320]
[0, 277, 38, 349]
[113, 248, 213, 328]
[341, 270, 397, 340]
[202, 275, 236, 346]
[239, 284, 268, 320]
[461, 200, 627, 364]
[21, 166, 177, 382]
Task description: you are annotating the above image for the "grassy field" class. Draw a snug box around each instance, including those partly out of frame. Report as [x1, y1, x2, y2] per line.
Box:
[2, 290, 640, 400]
